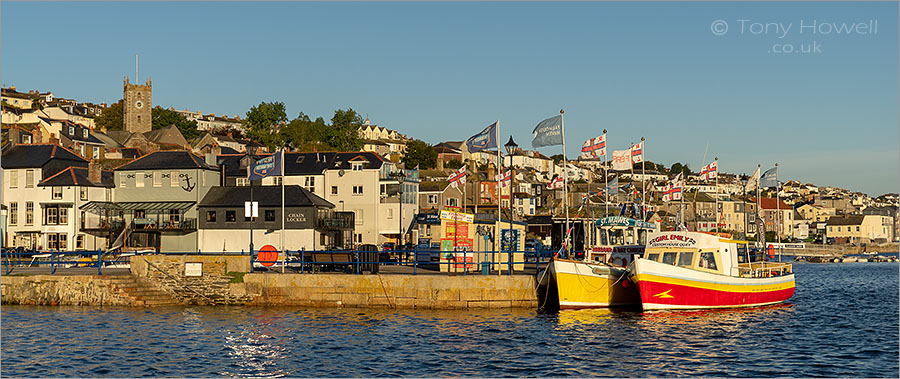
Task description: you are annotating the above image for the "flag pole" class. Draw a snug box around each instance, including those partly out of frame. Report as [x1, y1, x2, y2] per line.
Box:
[281, 150, 286, 274]
[495, 120, 502, 275]
[641, 137, 646, 221]
[775, 162, 781, 262]
[603, 129, 608, 217]
[560, 109, 569, 256]
[756, 163, 761, 251]
[714, 157, 719, 234]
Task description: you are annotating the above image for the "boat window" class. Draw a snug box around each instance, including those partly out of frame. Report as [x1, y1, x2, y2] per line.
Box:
[648, 253, 659, 261]
[662, 252, 677, 265]
[625, 229, 636, 244]
[599, 230, 609, 245]
[700, 252, 718, 270]
[678, 252, 694, 267]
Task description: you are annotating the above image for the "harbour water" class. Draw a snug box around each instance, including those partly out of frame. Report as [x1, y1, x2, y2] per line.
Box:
[2, 262, 897, 377]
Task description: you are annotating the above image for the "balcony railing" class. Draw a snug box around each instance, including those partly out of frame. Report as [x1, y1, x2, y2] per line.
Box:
[81, 218, 126, 232]
[131, 218, 197, 232]
[317, 212, 354, 230]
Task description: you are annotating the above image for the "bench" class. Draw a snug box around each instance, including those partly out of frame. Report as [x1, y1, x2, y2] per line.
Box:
[303, 252, 355, 273]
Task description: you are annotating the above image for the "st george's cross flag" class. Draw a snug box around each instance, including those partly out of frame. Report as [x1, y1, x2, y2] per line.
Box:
[496, 170, 511, 188]
[700, 161, 718, 181]
[547, 175, 564, 190]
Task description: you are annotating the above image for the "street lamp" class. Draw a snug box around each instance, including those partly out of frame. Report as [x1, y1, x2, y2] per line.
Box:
[390, 170, 405, 261]
[740, 175, 748, 241]
[504, 136, 518, 274]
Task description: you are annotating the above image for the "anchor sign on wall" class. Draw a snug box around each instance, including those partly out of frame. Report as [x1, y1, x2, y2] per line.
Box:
[180, 173, 195, 192]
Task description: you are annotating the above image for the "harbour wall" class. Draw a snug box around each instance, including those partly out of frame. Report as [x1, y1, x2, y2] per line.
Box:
[2, 255, 539, 308]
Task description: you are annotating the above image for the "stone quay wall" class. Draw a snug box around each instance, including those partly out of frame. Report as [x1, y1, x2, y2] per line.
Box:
[1, 275, 135, 306]
[2, 255, 540, 309]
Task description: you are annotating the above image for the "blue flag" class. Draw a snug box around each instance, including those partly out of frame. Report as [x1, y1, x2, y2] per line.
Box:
[606, 176, 619, 197]
[532, 115, 563, 148]
[248, 151, 283, 181]
[465, 122, 498, 153]
[760, 167, 778, 188]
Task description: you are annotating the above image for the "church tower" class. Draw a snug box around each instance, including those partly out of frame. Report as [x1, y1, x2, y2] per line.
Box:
[123, 76, 152, 134]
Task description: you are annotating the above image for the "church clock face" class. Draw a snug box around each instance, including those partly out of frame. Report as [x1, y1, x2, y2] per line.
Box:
[134, 100, 144, 109]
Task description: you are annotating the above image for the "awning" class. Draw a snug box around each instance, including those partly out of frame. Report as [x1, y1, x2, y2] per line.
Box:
[80, 201, 122, 212]
[117, 201, 195, 211]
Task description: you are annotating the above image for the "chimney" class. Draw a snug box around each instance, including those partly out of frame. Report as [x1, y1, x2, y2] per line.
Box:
[49, 133, 59, 146]
[205, 153, 216, 167]
[227, 132, 233, 137]
[487, 163, 496, 181]
[88, 160, 102, 184]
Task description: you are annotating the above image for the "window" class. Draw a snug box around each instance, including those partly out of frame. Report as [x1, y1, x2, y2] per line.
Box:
[355, 233, 363, 243]
[25, 170, 34, 188]
[9, 170, 17, 188]
[171, 171, 179, 187]
[265, 210, 276, 222]
[9, 203, 17, 225]
[352, 162, 364, 171]
[135, 209, 145, 219]
[25, 202, 33, 225]
[168, 209, 180, 224]
[236, 178, 249, 187]
[69, 126, 75, 135]
[119, 174, 126, 188]
[226, 210, 236, 222]
[428, 194, 438, 204]
[202, 172, 207, 186]
[332, 186, 338, 195]
[828, 226, 833, 232]
[153, 172, 162, 187]
[662, 252, 677, 265]
[48, 234, 59, 250]
[353, 185, 363, 195]
[856, 226, 860, 232]
[76, 235, 84, 249]
[304, 177, 316, 192]
[46, 207, 58, 225]
[52, 187, 63, 200]
[274, 176, 282, 186]
[135, 172, 144, 187]
[699, 252, 718, 270]
[446, 198, 459, 207]
[59, 208, 68, 225]
[647, 253, 659, 261]
[677, 252, 694, 267]
[206, 211, 217, 222]
[80, 187, 88, 201]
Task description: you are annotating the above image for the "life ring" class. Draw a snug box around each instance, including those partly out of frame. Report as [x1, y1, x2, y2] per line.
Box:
[767, 244, 775, 260]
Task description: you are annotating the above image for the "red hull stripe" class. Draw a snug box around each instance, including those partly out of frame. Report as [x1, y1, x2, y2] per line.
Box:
[637, 279, 795, 308]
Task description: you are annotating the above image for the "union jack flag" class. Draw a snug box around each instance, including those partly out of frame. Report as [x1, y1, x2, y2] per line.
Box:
[700, 161, 718, 181]
[448, 166, 466, 188]
[631, 141, 644, 164]
[580, 134, 606, 159]
[547, 175, 564, 189]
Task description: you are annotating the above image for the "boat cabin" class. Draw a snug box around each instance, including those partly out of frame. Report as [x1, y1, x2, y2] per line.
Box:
[588, 216, 659, 266]
[641, 231, 792, 278]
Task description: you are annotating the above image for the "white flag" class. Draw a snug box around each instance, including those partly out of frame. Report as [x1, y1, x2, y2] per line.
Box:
[612, 149, 631, 170]
[745, 167, 760, 191]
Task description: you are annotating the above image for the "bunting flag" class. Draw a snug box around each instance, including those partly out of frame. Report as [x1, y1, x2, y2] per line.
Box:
[448, 166, 466, 188]
[465, 121, 498, 153]
[496, 170, 511, 188]
[745, 167, 761, 191]
[700, 161, 718, 181]
[547, 175, 564, 189]
[248, 151, 283, 181]
[612, 150, 631, 170]
[580, 135, 606, 159]
[760, 167, 778, 188]
[631, 141, 644, 164]
[605, 176, 619, 196]
[532, 115, 563, 148]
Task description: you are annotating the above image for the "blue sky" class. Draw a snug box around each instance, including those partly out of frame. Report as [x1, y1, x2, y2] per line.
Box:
[2, 2, 897, 196]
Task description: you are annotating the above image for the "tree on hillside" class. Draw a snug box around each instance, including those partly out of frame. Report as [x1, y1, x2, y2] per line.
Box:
[550, 154, 566, 164]
[281, 112, 331, 151]
[670, 162, 693, 176]
[401, 139, 437, 169]
[244, 101, 288, 151]
[152, 107, 201, 139]
[94, 100, 124, 131]
[327, 108, 365, 151]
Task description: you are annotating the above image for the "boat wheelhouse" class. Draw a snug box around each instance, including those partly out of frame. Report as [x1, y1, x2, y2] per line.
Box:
[630, 231, 795, 310]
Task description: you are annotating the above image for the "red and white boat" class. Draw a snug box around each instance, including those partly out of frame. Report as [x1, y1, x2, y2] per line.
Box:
[629, 231, 795, 310]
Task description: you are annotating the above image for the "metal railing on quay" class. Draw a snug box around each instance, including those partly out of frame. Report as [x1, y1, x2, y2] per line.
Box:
[1, 248, 128, 275]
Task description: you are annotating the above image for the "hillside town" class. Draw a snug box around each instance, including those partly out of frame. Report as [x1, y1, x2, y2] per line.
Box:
[2, 80, 897, 255]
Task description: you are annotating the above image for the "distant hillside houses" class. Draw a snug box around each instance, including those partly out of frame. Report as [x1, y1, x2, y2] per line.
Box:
[174, 108, 243, 133]
[357, 118, 409, 159]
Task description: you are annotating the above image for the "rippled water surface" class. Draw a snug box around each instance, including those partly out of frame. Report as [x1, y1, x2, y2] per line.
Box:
[2, 263, 898, 377]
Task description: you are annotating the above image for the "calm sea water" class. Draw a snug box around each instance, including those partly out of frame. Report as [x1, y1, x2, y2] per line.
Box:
[2, 263, 897, 377]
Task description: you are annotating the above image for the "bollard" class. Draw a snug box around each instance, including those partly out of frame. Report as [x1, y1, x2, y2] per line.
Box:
[355, 247, 360, 275]
[300, 248, 305, 274]
[463, 249, 467, 276]
[97, 249, 102, 275]
[413, 245, 417, 276]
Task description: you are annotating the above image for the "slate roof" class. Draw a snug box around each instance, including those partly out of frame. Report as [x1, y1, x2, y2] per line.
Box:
[217, 153, 270, 177]
[1, 144, 87, 169]
[220, 146, 239, 155]
[37, 166, 114, 188]
[199, 185, 333, 208]
[144, 124, 188, 147]
[283, 151, 385, 175]
[91, 131, 124, 149]
[106, 130, 134, 146]
[826, 215, 865, 226]
[115, 150, 217, 171]
[55, 119, 105, 145]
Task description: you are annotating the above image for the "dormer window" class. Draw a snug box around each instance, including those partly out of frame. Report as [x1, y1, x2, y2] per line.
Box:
[352, 162, 364, 171]
[69, 126, 75, 135]
[83, 129, 88, 138]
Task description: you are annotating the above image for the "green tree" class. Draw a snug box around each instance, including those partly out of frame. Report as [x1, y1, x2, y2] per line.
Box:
[550, 154, 565, 164]
[95, 100, 124, 131]
[244, 101, 288, 151]
[281, 112, 331, 151]
[327, 108, 365, 151]
[670, 162, 693, 176]
[444, 159, 463, 170]
[151, 107, 201, 139]
[401, 139, 437, 169]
